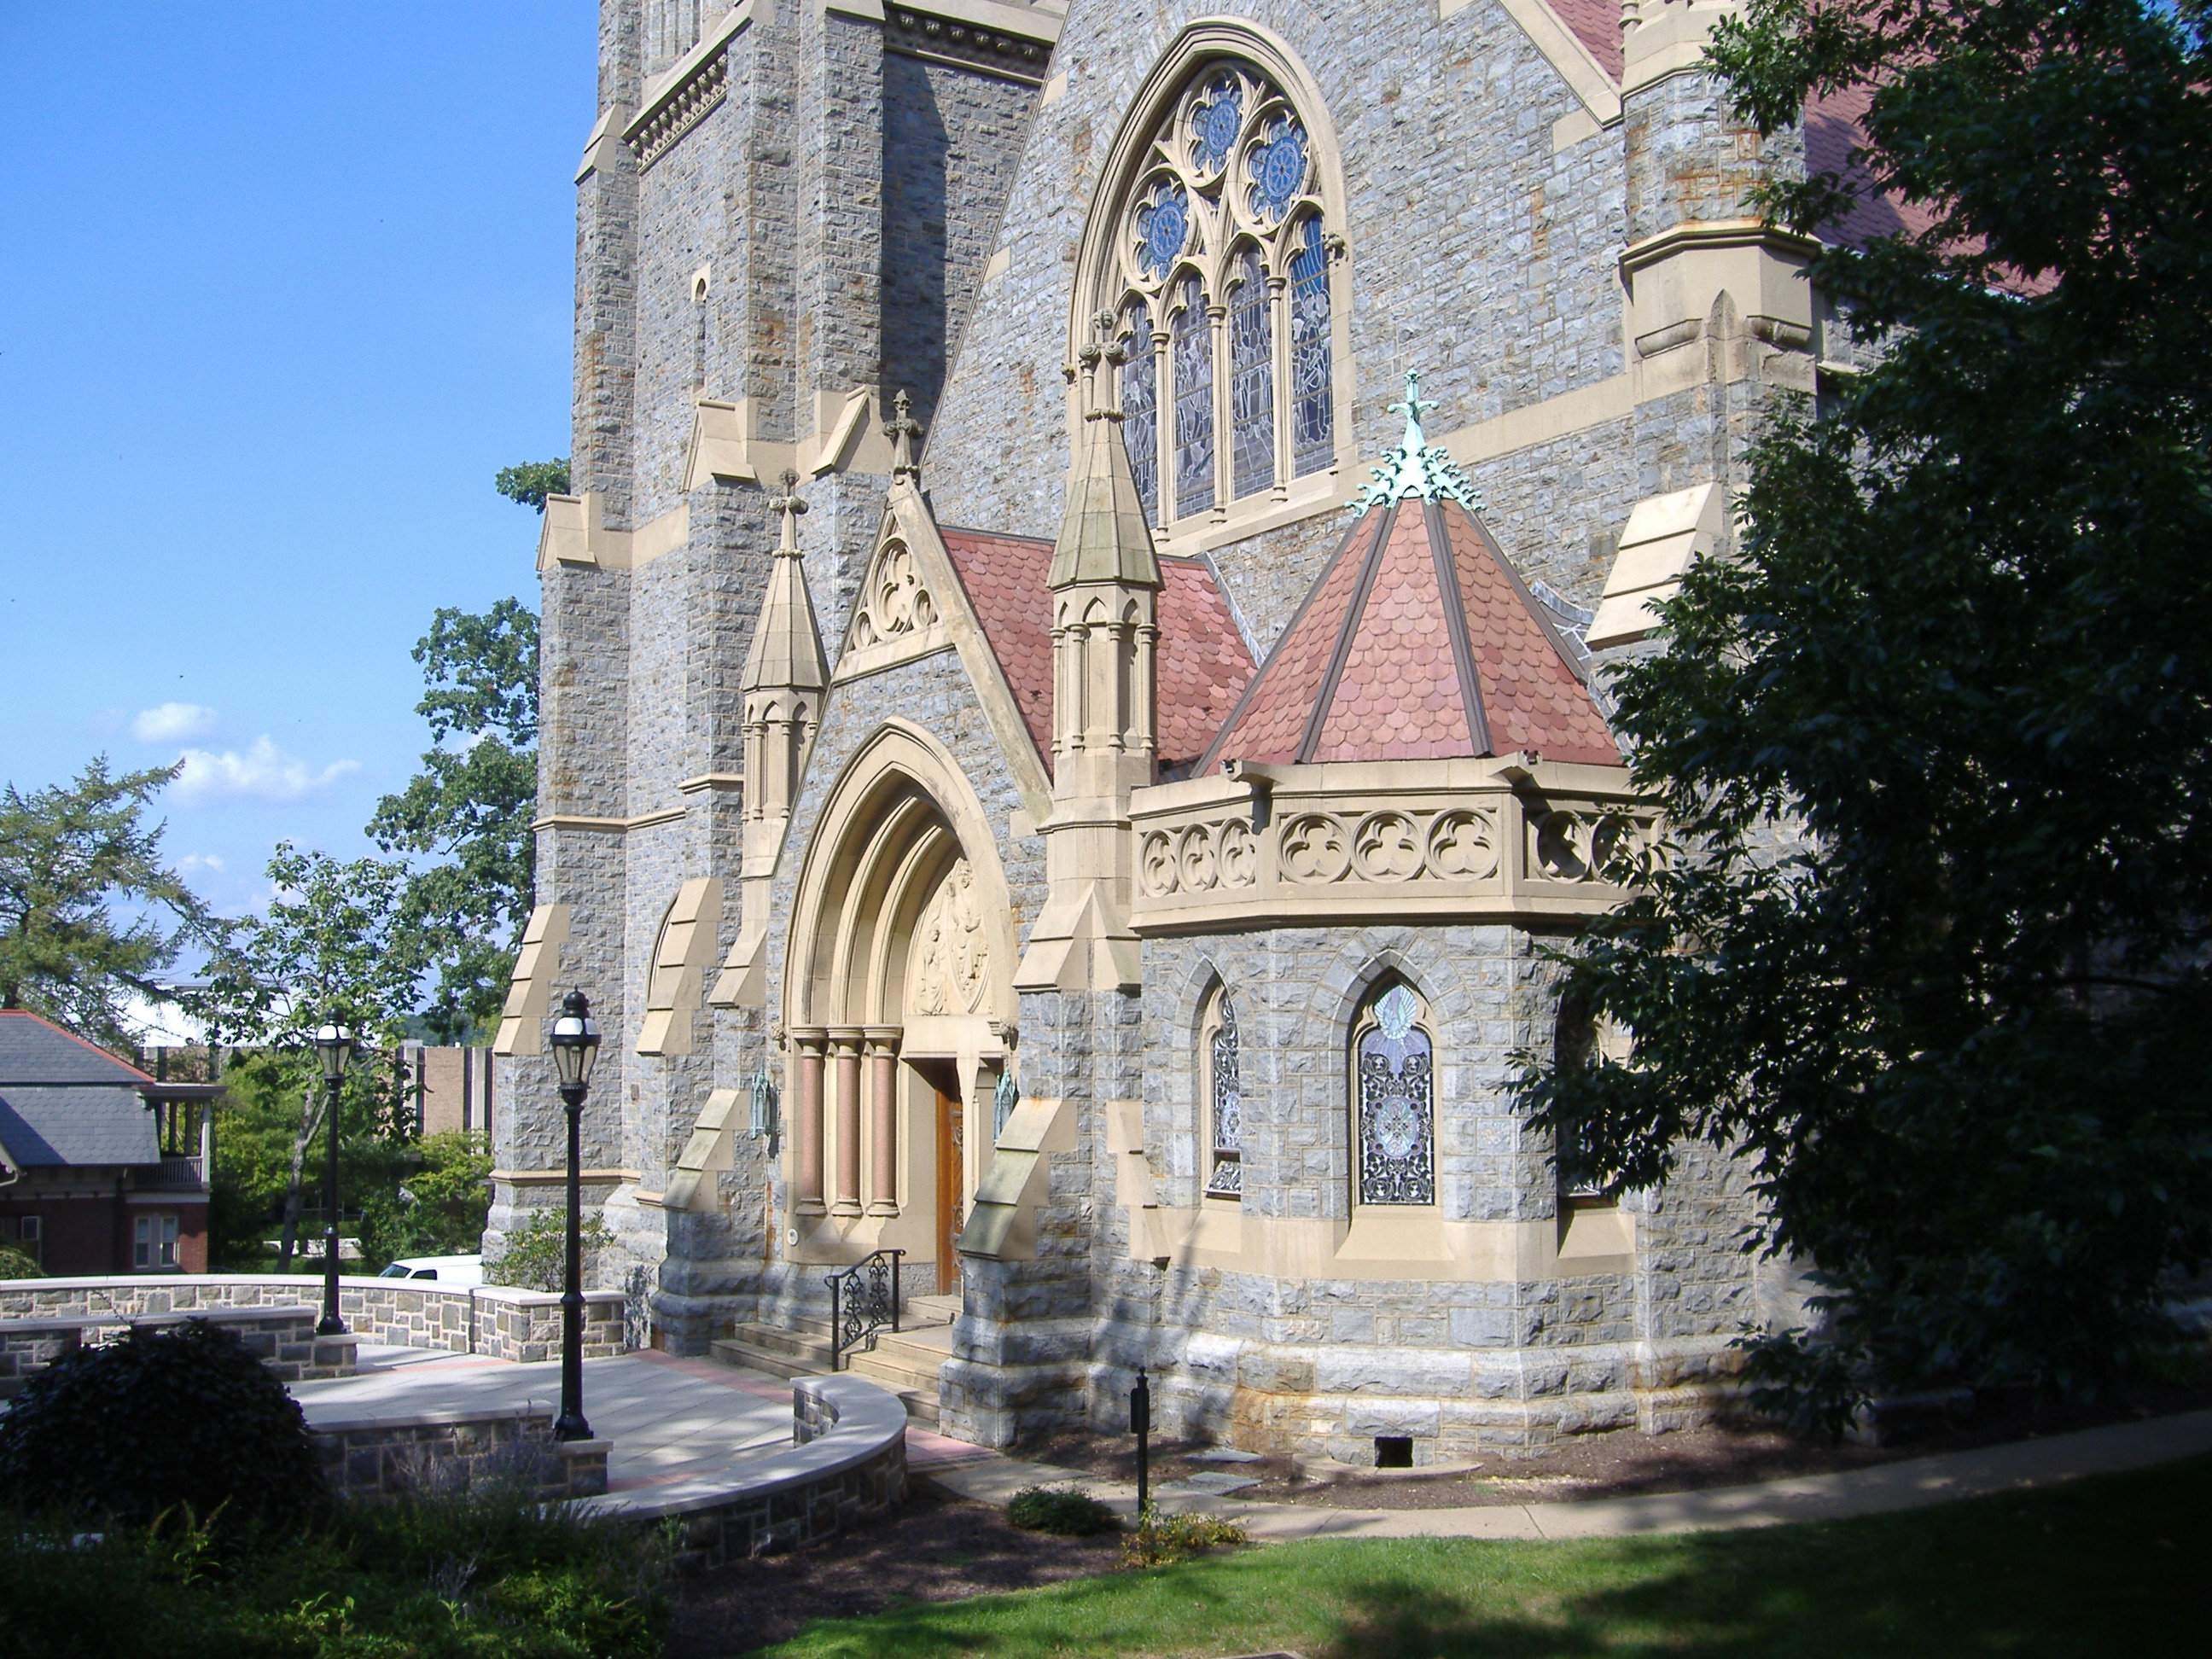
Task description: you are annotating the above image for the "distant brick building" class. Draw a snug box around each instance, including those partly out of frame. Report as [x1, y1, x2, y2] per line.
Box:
[0, 1012, 214, 1275]
[495, 0, 1839, 1457]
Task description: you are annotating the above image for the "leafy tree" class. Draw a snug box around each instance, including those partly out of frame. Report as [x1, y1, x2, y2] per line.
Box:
[366, 600, 538, 1043]
[357, 1130, 493, 1270]
[201, 844, 418, 1269]
[1516, 0, 2212, 1425]
[0, 758, 217, 1053]
[493, 457, 570, 513]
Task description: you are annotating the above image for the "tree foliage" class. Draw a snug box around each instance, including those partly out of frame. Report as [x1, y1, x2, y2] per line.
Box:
[1516, 0, 2212, 1418]
[367, 599, 538, 1044]
[492, 457, 570, 513]
[0, 757, 217, 1053]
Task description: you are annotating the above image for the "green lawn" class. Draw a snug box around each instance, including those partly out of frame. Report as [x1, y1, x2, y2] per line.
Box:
[763, 1454, 2209, 1658]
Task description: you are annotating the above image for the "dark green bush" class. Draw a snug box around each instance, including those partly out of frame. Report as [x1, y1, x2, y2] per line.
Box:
[1005, 1484, 1121, 1536]
[0, 1318, 325, 1533]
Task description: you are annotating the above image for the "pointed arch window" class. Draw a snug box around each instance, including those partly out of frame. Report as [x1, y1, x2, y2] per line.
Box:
[1201, 985, 1243, 1197]
[1552, 998, 1624, 1214]
[1353, 981, 1434, 1206]
[1108, 61, 1338, 528]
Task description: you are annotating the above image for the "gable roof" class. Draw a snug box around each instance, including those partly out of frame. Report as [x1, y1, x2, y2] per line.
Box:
[0, 1010, 154, 1086]
[938, 529, 1258, 782]
[0, 1011, 160, 1168]
[1197, 498, 1621, 772]
[1551, 0, 1625, 79]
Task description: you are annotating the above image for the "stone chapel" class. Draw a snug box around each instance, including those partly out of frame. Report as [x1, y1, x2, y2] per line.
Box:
[494, 0, 1847, 1458]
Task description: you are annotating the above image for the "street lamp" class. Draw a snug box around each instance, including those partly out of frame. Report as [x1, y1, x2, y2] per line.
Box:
[313, 1020, 353, 1336]
[547, 987, 602, 1442]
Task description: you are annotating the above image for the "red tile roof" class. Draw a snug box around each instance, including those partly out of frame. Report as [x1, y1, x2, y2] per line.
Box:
[1549, 0, 1624, 79]
[940, 528, 1057, 766]
[1198, 501, 1621, 773]
[1157, 558, 1257, 778]
[937, 531, 1257, 781]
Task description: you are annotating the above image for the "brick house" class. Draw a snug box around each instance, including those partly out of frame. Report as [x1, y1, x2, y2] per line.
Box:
[0, 1012, 215, 1275]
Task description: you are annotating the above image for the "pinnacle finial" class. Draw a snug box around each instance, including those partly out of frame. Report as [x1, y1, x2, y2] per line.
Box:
[1078, 311, 1126, 423]
[770, 468, 806, 553]
[1351, 366, 1482, 512]
[884, 389, 923, 482]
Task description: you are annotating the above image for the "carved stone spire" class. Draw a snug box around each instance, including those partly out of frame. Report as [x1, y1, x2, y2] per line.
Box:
[1049, 313, 1161, 590]
[739, 470, 829, 812]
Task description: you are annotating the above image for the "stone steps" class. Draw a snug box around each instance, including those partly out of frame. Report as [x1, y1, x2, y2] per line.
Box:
[711, 1318, 835, 1379]
[843, 1322, 956, 1425]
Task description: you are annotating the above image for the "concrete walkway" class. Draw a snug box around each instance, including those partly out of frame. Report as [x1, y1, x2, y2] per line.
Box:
[291, 1346, 798, 1494]
[927, 1407, 2212, 1540]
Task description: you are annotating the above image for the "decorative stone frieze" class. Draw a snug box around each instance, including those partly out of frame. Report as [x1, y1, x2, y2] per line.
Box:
[1128, 756, 1653, 931]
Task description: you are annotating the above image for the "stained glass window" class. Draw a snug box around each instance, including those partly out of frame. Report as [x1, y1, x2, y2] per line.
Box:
[1355, 982, 1435, 1207]
[1172, 277, 1215, 520]
[1289, 215, 1334, 478]
[1105, 60, 1337, 526]
[1205, 987, 1243, 1197]
[1229, 251, 1275, 498]
[1121, 300, 1160, 523]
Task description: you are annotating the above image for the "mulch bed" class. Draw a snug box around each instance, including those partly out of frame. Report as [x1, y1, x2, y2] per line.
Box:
[664, 1481, 1123, 1658]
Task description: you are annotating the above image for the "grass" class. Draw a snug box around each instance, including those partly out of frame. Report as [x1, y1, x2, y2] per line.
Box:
[760, 1453, 2210, 1658]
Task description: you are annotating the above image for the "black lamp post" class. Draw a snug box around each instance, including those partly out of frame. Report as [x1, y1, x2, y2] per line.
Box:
[313, 1021, 353, 1336]
[547, 987, 602, 1442]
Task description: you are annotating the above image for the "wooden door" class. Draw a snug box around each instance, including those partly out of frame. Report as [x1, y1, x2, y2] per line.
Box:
[934, 1086, 963, 1295]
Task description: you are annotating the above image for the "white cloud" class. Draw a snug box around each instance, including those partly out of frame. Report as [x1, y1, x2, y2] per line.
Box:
[133, 701, 221, 742]
[177, 853, 225, 874]
[171, 737, 360, 806]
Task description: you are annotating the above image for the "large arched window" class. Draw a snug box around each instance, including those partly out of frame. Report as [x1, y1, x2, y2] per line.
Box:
[1109, 61, 1337, 529]
[1200, 984, 1243, 1197]
[1353, 980, 1434, 1207]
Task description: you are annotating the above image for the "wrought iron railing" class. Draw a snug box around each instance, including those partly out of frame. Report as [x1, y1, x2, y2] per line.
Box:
[824, 1249, 903, 1370]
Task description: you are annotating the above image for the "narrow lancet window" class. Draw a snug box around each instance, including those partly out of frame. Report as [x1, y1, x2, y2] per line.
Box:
[1229, 250, 1275, 498]
[1289, 215, 1334, 478]
[1354, 981, 1434, 1206]
[1203, 987, 1243, 1196]
[1121, 300, 1160, 522]
[1172, 276, 1215, 519]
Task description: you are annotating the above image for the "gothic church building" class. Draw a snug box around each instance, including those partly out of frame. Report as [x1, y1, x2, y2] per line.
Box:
[497, 0, 1832, 1456]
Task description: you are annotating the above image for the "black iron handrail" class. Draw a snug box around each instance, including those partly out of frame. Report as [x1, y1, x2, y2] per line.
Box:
[825, 1249, 903, 1370]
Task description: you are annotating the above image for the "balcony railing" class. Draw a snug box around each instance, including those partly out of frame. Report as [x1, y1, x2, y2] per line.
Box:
[141, 1155, 206, 1190]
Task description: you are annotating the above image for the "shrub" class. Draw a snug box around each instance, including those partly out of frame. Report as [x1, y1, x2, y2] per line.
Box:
[1004, 1484, 1121, 1536]
[1123, 1507, 1249, 1569]
[0, 1245, 41, 1279]
[0, 1318, 326, 1533]
[486, 1207, 617, 1293]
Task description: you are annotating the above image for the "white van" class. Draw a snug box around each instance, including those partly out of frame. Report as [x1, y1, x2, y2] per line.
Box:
[375, 1254, 483, 1286]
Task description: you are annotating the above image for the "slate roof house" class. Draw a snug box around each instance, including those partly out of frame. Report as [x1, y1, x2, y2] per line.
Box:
[492, 0, 1854, 1458]
[0, 1012, 214, 1276]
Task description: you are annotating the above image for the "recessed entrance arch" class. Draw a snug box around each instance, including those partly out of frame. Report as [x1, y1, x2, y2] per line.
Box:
[783, 722, 1017, 1286]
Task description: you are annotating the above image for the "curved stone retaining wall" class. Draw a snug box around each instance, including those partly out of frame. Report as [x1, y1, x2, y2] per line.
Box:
[0, 1275, 626, 1362]
[314, 1405, 608, 1505]
[577, 1373, 910, 1570]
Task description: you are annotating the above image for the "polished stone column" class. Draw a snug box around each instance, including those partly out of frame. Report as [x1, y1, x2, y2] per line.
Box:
[791, 1027, 827, 1214]
[830, 1027, 864, 1214]
[864, 1026, 901, 1215]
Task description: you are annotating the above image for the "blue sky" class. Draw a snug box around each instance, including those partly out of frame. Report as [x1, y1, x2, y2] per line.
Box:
[0, 3, 595, 922]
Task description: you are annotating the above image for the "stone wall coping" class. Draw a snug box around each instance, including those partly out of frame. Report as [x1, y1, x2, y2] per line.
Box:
[311, 1404, 556, 1436]
[564, 1374, 907, 1522]
[1, 1275, 625, 1312]
[0, 1303, 320, 1332]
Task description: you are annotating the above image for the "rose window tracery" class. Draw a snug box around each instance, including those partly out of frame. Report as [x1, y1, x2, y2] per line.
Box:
[1109, 61, 1337, 527]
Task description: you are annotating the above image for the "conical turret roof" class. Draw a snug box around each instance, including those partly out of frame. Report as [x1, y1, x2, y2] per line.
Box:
[1049, 328, 1161, 590]
[1198, 377, 1619, 771]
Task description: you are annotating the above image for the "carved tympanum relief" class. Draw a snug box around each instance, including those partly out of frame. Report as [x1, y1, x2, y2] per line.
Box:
[852, 541, 936, 648]
[910, 859, 988, 1016]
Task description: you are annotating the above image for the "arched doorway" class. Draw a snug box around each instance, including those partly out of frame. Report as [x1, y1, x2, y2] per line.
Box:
[783, 724, 1017, 1289]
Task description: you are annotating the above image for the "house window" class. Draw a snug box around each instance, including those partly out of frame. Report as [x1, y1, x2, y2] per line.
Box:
[1353, 981, 1434, 1206]
[1201, 986, 1243, 1197]
[1110, 61, 1337, 527]
[0, 1215, 40, 1267]
[133, 1212, 178, 1271]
